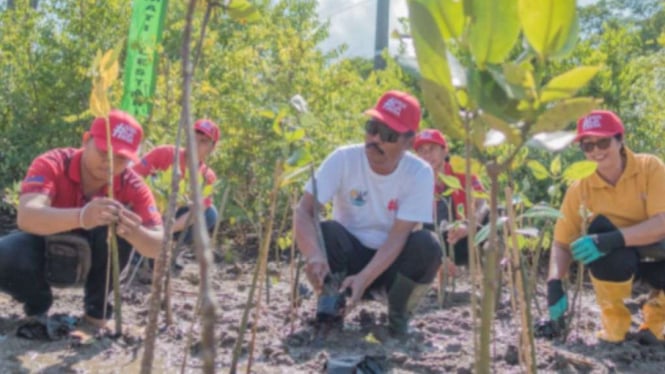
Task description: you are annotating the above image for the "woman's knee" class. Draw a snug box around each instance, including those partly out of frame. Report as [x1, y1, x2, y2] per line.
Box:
[589, 247, 638, 282]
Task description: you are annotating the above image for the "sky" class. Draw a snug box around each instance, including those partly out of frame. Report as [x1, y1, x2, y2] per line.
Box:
[317, 0, 599, 59]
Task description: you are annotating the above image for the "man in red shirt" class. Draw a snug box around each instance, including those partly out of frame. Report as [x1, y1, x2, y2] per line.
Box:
[132, 119, 219, 243]
[414, 129, 488, 268]
[0, 110, 164, 329]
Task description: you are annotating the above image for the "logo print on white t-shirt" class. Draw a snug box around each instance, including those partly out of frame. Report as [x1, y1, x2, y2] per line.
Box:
[349, 189, 368, 206]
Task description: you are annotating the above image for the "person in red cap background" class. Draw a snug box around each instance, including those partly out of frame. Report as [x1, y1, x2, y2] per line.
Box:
[414, 129, 487, 273]
[133, 119, 220, 245]
[539, 109, 665, 344]
[0, 109, 164, 330]
[294, 90, 442, 335]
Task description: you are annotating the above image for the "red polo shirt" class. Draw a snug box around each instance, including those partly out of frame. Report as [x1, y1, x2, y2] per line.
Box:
[435, 162, 485, 220]
[21, 148, 162, 227]
[132, 145, 217, 208]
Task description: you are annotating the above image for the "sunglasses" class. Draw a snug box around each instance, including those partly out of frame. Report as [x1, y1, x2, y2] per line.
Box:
[365, 120, 401, 143]
[580, 137, 613, 153]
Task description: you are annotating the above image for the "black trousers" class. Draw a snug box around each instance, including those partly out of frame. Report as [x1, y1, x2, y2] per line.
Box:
[0, 227, 132, 319]
[321, 220, 442, 292]
[424, 199, 474, 266]
[586, 217, 665, 289]
[589, 248, 665, 289]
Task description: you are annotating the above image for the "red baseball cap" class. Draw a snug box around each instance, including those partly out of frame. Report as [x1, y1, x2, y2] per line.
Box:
[575, 110, 624, 141]
[364, 90, 421, 133]
[414, 129, 447, 150]
[194, 119, 220, 143]
[89, 109, 143, 162]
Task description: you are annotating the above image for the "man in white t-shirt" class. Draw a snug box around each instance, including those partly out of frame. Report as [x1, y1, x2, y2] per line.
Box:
[294, 90, 442, 335]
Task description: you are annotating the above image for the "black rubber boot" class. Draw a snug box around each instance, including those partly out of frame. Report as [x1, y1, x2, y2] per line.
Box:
[387, 273, 430, 335]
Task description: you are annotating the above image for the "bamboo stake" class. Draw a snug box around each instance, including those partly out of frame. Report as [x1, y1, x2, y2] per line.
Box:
[505, 187, 536, 374]
[179, 185, 230, 373]
[289, 190, 300, 333]
[462, 113, 481, 360]
[477, 166, 501, 374]
[527, 222, 549, 316]
[563, 207, 590, 342]
[230, 161, 283, 373]
[141, 63, 186, 374]
[436, 205, 449, 307]
[180, 1, 217, 372]
[96, 112, 122, 335]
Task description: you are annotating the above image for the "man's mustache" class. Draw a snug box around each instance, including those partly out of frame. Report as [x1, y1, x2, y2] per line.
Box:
[365, 142, 384, 155]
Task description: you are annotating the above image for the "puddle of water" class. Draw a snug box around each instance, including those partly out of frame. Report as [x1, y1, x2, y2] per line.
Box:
[13, 345, 170, 373]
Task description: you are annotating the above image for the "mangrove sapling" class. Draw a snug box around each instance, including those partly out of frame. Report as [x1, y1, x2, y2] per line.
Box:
[144, 0, 219, 372]
[88, 46, 123, 336]
[141, 53, 190, 374]
[180, 1, 218, 370]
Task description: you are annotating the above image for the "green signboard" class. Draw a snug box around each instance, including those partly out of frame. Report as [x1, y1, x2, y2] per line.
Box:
[121, 0, 169, 119]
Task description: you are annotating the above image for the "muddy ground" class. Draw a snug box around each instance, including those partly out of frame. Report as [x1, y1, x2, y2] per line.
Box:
[1, 218, 665, 373]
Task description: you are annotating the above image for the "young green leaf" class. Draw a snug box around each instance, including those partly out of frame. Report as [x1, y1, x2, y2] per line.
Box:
[468, 0, 520, 66]
[540, 66, 601, 103]
[531, 97, 600, 134]
[527, 160, 550, 180]
[226, 0, 261, 23]
[550, 154, 562, 176]
[439, 174, 462, 191]
[563, 160, 597, 185]
[518, 0, 576, 59]
[408, 1, 463, 139]
[518, 204, 562, 220]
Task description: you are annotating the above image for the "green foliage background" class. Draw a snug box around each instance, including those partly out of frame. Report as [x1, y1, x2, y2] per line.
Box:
[0, 0, 663, 234]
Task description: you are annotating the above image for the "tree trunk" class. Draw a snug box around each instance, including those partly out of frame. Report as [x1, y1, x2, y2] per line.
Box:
[477, 165, 501, 374]
[180, 1, 217, 372]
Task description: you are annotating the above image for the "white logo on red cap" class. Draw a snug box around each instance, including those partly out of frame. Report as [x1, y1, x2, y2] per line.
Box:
[112, 123, 138, 145]
[421, 131, 434, 139]
[582, 115, 603, 131]
[199, 121, 213, 130]
[382, 97, 407, 117]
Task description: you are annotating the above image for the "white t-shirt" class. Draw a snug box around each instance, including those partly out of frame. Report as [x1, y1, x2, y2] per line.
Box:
[304, 144, 434, 248]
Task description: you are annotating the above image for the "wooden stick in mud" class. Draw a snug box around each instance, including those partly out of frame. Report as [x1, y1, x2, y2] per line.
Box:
[230, 161, 283, 373]
[164, 212, 194, 325]
[247, 165, 283, 373]
[289, 190, 301, 334]
[505, 187, 536, 374]
[147, 0, 218, 372]
[527, 222, 549, 316]
[435, 205, 449, 307]
[462, 114, 481, 363]
[309, 164, 327, 260]
[141, 52, 187, 374]
[563, 207, 590, 342]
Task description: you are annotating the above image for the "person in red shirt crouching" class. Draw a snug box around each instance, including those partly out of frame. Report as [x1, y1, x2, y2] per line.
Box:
[0, 110, 164, 330]
[414, 129, 488, 273]
[133, 119, 219, 244]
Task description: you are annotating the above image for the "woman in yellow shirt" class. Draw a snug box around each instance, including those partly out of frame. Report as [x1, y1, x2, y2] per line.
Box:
[543, 110, 665, 344]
